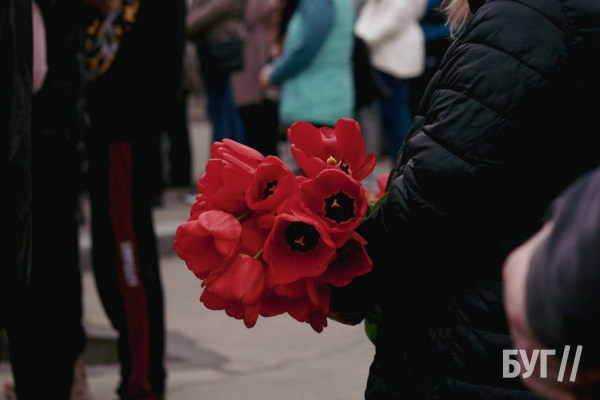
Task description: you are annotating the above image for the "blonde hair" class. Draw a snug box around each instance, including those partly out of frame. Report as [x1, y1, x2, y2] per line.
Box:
[441, 0, 472, 36]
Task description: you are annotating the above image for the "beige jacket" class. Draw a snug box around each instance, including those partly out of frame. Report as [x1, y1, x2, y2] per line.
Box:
[232, 0, 278, 106]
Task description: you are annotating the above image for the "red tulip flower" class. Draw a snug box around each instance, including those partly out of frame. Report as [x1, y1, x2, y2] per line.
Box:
[301, 169, 368, 233]
[261, 282, 331, 333]
[246, 156, 298, 213]
[315, 233, 373, 287]
[201, 253, 267, 328]
[263, 211, 337, 285]
[202, 253, 266, 305]
[271, 277, 322, 303]
[189, 193, 214, 220]
[288, 119, 376, 182]
[176, 120, 379, 333]
[198, 140, 266, 214]
[174, 210, 242, 279]
[286, 284, 330, 333]
[259, 291, 288, 318]
[239, 214, 270, 256]
[201, 291, 262, 329]
[198, 159, 253, 214]
[211, 139, 264, 168]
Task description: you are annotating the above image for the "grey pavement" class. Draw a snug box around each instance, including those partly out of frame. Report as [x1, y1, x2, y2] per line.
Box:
[0, 96, 393, 400]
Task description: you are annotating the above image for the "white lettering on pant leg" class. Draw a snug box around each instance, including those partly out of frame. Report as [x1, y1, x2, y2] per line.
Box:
[503, 350, 521, 378]
[119, 241, 139, 287]
[520, 349, 540, 379]
[539, 350, 556, 378]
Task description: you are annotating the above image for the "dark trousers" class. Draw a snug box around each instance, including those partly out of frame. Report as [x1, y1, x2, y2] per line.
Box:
[238, 100, 280, 156]
[199, 65, 245, 144]
[166, 94, 192, 188]
[378, 70, 412, 157]
[0, 130, 85, 400]
[89, 133, 166, 400]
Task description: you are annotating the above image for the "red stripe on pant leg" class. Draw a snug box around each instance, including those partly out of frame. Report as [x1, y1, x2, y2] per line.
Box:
[108, 142, 155, 400]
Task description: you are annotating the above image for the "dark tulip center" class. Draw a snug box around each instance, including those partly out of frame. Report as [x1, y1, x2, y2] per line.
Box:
[326, 156, 352, 175]
[263, 180, 278, 199]
[324, 190, 355, 224]
[337, 240, 352, 256]
[284, 222, 319, 253]
[337, 159, 351, 175]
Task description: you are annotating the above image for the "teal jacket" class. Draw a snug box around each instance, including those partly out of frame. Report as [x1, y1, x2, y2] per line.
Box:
[272, 0, 355, 126]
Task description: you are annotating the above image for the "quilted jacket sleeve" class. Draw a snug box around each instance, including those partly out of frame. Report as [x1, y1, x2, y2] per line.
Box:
[332, 0, 574, 313]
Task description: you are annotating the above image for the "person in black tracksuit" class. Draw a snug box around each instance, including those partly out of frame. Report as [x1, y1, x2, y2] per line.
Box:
[84, 0, 185, 398]
[330, 0, 600, 398]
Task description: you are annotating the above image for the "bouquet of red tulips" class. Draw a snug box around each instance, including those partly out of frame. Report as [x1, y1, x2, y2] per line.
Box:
[174, 119, 379, 333]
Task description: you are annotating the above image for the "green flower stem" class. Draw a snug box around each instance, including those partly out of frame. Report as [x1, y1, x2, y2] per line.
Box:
[366, 191, 389, 218]
[236, 210, 254, 223]
[253, 249, 264, 260]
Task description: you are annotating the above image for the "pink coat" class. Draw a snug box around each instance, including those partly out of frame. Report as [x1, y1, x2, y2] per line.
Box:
[232, 0, 278, 107]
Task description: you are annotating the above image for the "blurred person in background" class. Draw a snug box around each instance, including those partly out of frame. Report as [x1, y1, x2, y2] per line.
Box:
[355, 0, 427, 157]
[260, 0, 355, 129]
[267, 0, 298, 64]
[410, 0, 451, 114]
[0, 0, 33, 304]
[232, 0, 279, 156]
[2, 0, 90, 398]
[0, 0, 89, 400]
[84, 0, 186, 397]
[0, 0, 33, 393]
[504, 168, 600, 400]
[187, 0, 246, 145]
[329, 0, 600, 398]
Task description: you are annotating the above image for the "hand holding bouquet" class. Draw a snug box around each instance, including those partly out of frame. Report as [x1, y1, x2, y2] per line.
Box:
[174, 119, 378, 332]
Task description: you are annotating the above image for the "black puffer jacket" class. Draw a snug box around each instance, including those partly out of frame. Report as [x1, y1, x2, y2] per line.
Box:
[332, 0, 600, 398]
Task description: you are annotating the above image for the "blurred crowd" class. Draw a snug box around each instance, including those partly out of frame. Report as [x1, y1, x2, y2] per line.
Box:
[183, 0, 451, 197]
[0, 1, 450, 399]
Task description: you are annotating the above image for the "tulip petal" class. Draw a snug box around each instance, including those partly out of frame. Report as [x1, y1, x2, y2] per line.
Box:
[260, 292, 288, 317]
[352, 152, 377, 182]
[240, 215, 269, 255]
[287, 122, 325, 157]
[335, 119, 365, 168]
[222, 139, 265, 165]
[290, 146, 330, 178]
[305, 279, 320, 306]
[198, 211, 242, 240]
[201, 290, 229, 310]
[243, 303, 261, 328]
[308, 313, 328, 333]
[230, 256, 265, 305]
[315, 233, 373, 287]
[214, 237, 240, 257]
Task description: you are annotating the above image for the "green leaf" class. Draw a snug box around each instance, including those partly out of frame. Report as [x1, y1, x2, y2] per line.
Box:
[366, 191, 389, 218]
